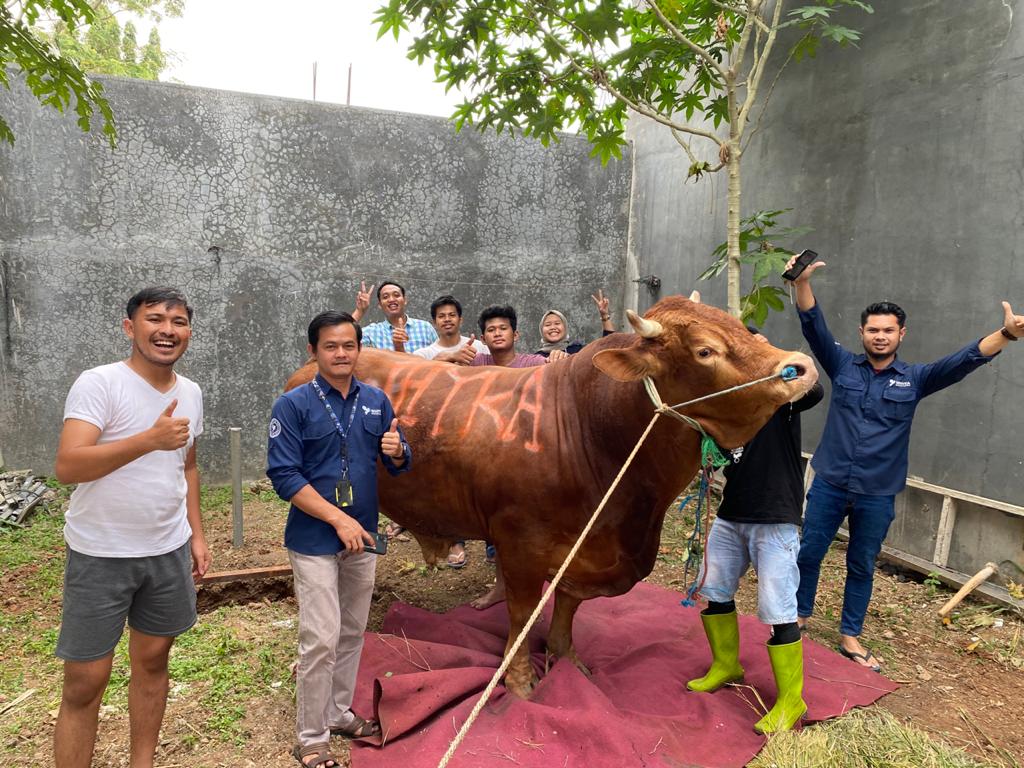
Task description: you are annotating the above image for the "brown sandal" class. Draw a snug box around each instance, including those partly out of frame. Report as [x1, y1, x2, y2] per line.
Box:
[330, 713, 381, 739]
[291, 743, 338, 768]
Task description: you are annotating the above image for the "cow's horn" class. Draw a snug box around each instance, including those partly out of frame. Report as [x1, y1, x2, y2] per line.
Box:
[688, 290, 701, 304]
[626, 309, 664, 339]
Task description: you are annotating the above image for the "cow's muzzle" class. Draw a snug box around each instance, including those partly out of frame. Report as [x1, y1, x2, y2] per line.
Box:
[777, 353, 818, 400]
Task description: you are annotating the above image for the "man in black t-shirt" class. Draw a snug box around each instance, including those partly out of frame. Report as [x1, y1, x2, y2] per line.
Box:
[686, 327, 823, 735]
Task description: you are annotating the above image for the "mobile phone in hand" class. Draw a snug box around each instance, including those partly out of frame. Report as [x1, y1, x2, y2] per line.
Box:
[362, 531, 388, 556]
[782, 249, 819, 282]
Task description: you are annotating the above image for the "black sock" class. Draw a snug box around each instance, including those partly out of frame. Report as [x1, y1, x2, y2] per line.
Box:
[769, 622, 800, 645]
[702, 600, 736, 616]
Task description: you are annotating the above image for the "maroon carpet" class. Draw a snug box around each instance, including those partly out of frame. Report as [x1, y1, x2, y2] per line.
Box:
[349, 582, 897, 768]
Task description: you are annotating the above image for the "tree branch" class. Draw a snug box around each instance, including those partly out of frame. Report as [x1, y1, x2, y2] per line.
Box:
[673, 129, 726, 172]
[525, 2, 724, 146]
[736, 0, 784, 135]
[644, 0, 728, 82]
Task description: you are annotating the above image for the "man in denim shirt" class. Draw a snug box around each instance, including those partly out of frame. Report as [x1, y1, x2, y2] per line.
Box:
[787, 253, 1023, 672]
[267, 310, 411, 767]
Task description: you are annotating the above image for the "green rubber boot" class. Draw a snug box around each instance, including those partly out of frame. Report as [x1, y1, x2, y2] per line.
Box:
[754, 639, 808, 734]
[686, 611, 744, 692]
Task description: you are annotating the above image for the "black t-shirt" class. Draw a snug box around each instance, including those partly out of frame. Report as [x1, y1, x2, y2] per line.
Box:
[717, 382, 824, 525]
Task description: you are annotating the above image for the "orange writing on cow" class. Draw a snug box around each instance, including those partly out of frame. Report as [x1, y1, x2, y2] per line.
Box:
[381, 364, 546, 452]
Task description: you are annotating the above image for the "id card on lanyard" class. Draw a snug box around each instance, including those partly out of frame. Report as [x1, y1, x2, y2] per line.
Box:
[310, 378, 360, 508]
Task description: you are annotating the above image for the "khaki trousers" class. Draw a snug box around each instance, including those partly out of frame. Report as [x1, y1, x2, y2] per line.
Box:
[289, 548, 377, 748]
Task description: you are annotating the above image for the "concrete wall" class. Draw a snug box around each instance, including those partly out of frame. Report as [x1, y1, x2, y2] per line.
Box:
[627, 0, 1023, 506]
[0, 77, 632, 482]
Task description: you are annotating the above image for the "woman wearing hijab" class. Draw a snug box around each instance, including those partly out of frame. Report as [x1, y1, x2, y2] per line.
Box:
[535, 289, 617, 358]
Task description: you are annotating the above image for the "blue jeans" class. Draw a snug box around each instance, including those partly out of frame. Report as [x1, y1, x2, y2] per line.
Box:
[796, 476, 895, 637]
[697, 519, 800, 625]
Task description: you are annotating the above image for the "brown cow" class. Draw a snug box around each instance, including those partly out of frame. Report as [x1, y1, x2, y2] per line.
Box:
[285, 296, 818, 698]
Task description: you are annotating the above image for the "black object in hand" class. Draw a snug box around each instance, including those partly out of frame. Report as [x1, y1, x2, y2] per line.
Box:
[782, 249, 819, 282]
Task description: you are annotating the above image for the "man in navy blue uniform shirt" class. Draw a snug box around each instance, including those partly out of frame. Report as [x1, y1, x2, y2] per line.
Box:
[787, 253, 1024, 672]
[267, 310, 410, 767]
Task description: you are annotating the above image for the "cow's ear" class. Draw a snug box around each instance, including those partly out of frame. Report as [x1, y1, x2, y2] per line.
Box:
[592, 347, 660, 382]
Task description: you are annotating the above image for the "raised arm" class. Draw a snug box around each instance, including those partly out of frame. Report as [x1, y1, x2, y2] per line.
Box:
[783, 252, 827, 312]
[592, 289, 615, 333]
[351, 280, 374, 323]
[978, 301, 1023, 356]
[55, 400, 190, 484]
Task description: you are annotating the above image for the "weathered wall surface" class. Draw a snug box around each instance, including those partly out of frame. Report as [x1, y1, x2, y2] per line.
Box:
[627, 0, 1023, 505]
[0, 77, 631, 482]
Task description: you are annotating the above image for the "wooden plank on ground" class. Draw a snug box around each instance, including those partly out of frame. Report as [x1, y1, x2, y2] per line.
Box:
[835, 529, 1023, 613]
[199, 564, 292, 585]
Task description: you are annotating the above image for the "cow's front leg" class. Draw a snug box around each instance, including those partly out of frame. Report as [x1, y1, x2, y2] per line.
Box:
[548, 590, 590, 676]
[502, 575, 541, 698]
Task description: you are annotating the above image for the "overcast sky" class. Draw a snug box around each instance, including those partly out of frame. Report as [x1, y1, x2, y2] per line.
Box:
[159, 1, 462, 117]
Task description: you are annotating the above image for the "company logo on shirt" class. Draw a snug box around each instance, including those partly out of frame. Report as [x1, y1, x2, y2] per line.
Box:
[362, 406, 382, 416]
[269, 418, 282, 438]
[888, 379, 912, 388]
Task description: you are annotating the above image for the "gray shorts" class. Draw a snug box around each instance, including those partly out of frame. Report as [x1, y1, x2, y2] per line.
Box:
[55, 541, 197, 662]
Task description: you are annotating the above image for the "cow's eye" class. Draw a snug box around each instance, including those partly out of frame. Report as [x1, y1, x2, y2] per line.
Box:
[698, 348, 713, 358]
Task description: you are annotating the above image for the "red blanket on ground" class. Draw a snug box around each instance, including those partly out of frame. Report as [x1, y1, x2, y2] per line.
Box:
[350, 582, 896, 768]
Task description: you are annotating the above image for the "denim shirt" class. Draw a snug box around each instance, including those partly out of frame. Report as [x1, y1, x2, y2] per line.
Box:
[799, 302, 996, 496]
[266, 374, 411, 554]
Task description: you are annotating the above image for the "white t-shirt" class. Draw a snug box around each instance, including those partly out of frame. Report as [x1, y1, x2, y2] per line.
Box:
[412, 335, 488, 360]
[62, 362, 204, 557]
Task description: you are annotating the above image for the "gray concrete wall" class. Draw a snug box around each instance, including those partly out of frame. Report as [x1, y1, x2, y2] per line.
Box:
[0, 77, 632, 482]
[627, 0, 1023, 506]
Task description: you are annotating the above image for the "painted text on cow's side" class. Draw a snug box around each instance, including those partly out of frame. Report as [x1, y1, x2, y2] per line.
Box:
[380, 364, 545, 452]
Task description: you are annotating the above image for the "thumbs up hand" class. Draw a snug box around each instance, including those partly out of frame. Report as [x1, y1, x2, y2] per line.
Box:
[149, 399, 191, 451]
[381, 417, 405, 459]
[453, 333, 479, 365]
[392, 316, 409, 351]
[1002, 301, 1024, 340]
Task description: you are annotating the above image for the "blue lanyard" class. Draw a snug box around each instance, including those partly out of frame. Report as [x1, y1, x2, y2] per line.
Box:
[310, 378, 359, 478]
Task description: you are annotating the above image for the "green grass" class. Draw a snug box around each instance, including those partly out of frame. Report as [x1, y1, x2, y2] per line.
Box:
[0, 480, 297, 752]
[751, 708, 1013, 768]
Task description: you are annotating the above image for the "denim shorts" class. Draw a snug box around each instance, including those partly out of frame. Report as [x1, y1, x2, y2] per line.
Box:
[696, 518, 800, 625]
[55, 542, 197, 662]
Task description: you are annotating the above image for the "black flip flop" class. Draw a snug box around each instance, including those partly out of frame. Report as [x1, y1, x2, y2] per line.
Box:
[837, 645, 881, 673]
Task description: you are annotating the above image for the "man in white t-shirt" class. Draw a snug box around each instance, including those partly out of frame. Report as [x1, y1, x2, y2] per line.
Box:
[52, 287, 210, 768]
[412, 294, 488, 364]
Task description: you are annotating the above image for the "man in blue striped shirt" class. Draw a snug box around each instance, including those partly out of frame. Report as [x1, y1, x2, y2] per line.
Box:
[786, 252, 1023, 672]
[351, 280, 437, 354]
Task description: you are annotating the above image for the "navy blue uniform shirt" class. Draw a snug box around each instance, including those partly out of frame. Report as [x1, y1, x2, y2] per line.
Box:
[799, 302, 997, 496]
[266, 373, 411, 555]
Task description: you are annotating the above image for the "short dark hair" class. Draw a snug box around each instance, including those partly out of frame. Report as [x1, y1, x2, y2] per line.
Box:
[308, 310, 362, 348]
[861, 301, 906, 328]
[430, 295, 463, 319]
[126, 287, 193, 322]
[478, 304, 517, 334]
[376, 281, 406, 300]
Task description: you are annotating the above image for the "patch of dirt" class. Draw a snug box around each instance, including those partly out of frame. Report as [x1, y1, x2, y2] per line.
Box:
[199, 498, 1024, 766]
[12, 494, 1018, 768]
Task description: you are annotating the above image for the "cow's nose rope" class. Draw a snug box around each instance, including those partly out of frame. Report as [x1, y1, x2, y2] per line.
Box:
[435, 367, 801, 768]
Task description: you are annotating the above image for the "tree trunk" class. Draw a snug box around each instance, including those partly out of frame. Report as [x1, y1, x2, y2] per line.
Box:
[725, 143, 742, 317]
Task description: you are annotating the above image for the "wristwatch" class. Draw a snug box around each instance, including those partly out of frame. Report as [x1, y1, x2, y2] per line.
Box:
[1001, 327, 1019, 341]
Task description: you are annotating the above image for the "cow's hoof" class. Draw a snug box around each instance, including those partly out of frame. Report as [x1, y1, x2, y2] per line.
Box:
[546, 647, 591, 677]
[572, 655, 592, 677]
[505, 671, 538, 699]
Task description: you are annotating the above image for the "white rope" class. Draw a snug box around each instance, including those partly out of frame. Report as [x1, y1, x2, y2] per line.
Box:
[435, 408, 664, 768]
[434, 370, 789, 767]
